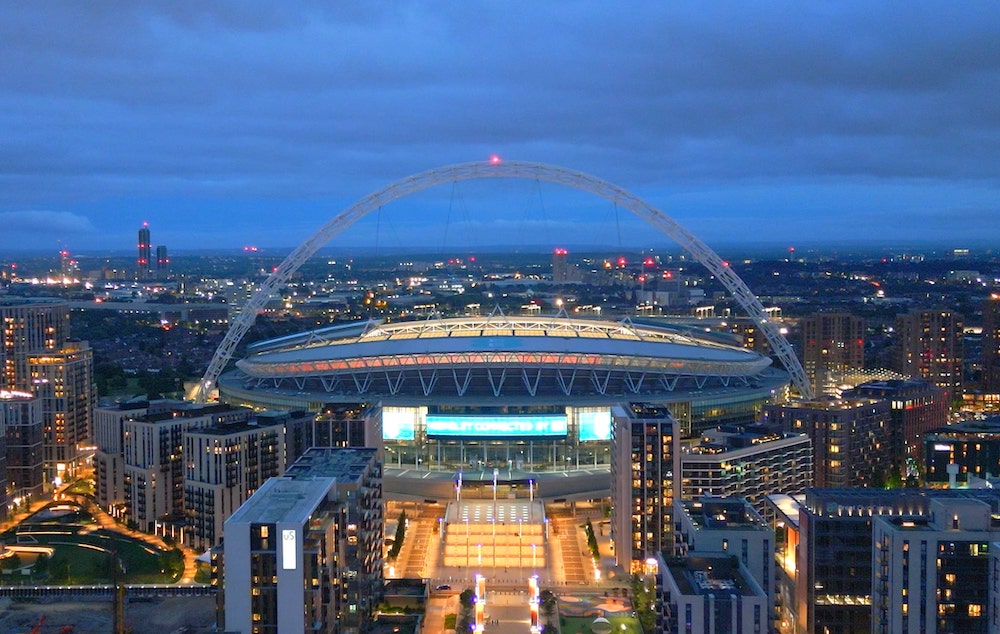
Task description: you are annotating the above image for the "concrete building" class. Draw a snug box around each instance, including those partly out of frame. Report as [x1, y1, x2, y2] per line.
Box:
[873, 497, 1000, 633]
[983, 294, 1000, 394]
[223, 447, 383, 634]
[611, 403, 680, 569]
[893, 309, 964, 402]
[762, 398, 892, 488]
[94, 398, 184, 513]
[846, 378, 948, 461]
[183, 416, 286, 551]
[122, 403, 253, 532]
[674, 497, 775, 630]
[655, 553, 770, 634]
[799, 312, 865, 395]
[681, 424, 812, 513]
[1, 389, 44, 508]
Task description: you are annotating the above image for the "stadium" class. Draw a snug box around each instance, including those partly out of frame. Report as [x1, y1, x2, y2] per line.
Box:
[218, 312, 789, 502]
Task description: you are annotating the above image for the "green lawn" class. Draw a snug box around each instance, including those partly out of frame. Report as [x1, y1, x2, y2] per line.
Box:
[561, 615, 643, 634]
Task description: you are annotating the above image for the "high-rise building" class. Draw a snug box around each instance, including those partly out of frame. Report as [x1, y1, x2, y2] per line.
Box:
[137, 223, 152, 280]
[873, 497, 999, 634]
[762, 398, 892, 488]
[155, 245, 169, 278]
[551, 247, 569, 283]
[799, 313, 865, 394]
[0, 300, 70, 391]
[846, 378, 948, 460]
[29, 341, 95, 483]
[1, 389, 45, 507]
[222, 447, 383, 634]
[893, 309, 964, 402]
[680, 423, 813, 514]
[611, 403, 679, 568]
[983, 294, 1000, 394]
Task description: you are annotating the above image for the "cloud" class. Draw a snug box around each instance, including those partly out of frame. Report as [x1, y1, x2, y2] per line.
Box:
[0, 211, 97, 243]
[0, 2, 998, 249]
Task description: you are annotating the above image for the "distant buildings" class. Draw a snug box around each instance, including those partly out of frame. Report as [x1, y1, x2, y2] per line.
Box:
[137, 223, 169, 280]
[222, 447, 383, 634]
[680, 423, 812, 513]
[762, 398, 891, 488]
[893, 309, 964, 402]
[798, 313, 865, 395]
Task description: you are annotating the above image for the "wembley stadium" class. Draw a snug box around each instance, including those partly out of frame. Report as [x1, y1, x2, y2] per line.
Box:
[217, 313, 788, 501]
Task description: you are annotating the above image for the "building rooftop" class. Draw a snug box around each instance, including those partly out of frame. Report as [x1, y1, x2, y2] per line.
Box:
[666, 555, 760, 597]
[678, 497, 769, 531]
[284, 447, 378, 482]
[226, 475, 336, 525]
[926, 416, 1000, 437]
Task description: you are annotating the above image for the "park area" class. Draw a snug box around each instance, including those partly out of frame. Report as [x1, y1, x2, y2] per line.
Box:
[0, 501, 184, 585]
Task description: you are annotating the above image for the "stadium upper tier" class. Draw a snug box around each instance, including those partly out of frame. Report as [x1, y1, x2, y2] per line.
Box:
[228, 315, 780, 403]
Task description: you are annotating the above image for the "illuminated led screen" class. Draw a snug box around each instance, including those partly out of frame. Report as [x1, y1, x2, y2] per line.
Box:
[426, 415, 568, 438]
[578, 410, 612, 441]
[383, 408, 416, 440]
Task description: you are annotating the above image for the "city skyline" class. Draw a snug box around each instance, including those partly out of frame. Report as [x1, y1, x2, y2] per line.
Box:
[1, 3, 999, 253]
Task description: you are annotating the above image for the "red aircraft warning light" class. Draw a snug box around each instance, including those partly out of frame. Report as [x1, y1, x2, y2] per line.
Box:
[489, 155, 502, 165]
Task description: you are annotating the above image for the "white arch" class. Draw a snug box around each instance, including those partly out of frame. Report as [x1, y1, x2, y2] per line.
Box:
[191, 160, 812, 402]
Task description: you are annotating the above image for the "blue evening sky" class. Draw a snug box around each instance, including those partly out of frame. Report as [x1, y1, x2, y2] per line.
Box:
[1, 3, 998, 254]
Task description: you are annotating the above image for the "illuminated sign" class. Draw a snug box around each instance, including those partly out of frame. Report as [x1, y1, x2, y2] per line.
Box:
[282, 529, 297, 570]
[383, 407, 416, 440]
[578, 409, 612, 441]
[934, 443, 953, 452]
[426, 415, 568, 437]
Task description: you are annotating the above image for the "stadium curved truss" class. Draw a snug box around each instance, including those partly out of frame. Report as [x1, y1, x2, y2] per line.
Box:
[194, 159, 813, 402]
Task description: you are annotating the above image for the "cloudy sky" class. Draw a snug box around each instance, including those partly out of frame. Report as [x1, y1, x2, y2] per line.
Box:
[1, 2, 998, 254]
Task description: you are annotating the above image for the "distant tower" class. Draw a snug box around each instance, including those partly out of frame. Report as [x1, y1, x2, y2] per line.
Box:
[137, 223, 151, 280]
[155, 245, 169, 279]
[552, 248, 569, 282]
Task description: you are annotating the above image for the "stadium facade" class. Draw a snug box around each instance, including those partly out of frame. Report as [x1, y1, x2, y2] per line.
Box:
[218, 314, 788, 494]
